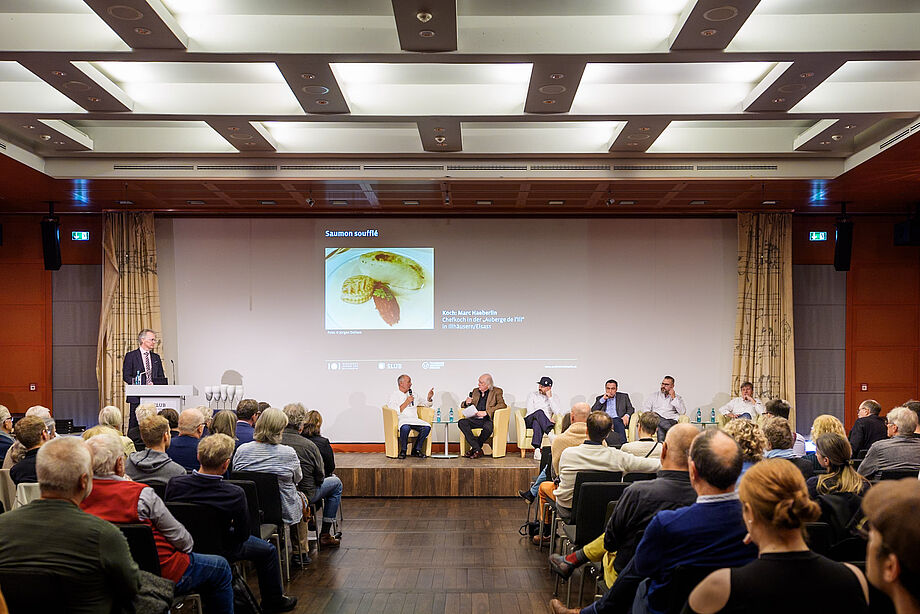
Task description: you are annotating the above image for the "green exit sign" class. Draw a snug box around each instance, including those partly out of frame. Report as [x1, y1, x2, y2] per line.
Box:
[809, 231, 828, 242]
[71, 231, 90, 241]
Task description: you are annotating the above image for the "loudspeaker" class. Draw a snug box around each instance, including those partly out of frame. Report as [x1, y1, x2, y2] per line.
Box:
[894, 218, 920, 246]
[834, 219, 853, 271]
[40, 215, 61, 270]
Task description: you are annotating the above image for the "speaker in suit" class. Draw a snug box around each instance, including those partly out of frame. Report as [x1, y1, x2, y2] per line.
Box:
[592, 389, 635, 444]
[123, 347, 166, 429]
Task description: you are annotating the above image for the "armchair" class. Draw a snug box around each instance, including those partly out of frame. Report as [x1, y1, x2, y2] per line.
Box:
[382, 405, 434, 458]
[514, 407, 564, 457]
[459, 406, 510, 458]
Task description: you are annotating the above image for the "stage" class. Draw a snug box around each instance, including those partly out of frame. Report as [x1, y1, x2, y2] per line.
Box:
[335, 452, 540, 497]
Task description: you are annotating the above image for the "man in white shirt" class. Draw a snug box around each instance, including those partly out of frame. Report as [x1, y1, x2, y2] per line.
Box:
[524, 376, 563, 450]
[641, 375, 687, 442]
[717, 381, 764, 420]
[387, 374, 433, 459]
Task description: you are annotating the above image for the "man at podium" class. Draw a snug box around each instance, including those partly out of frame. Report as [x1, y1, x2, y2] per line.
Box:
[123, 329, 166, 430]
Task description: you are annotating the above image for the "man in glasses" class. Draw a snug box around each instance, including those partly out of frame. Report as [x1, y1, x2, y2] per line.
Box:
[863, 479, 920, 614]
[857, 407, 920, 481]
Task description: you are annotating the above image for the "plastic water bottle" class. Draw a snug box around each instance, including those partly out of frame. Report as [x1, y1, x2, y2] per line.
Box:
[696, 408, 702, 423]
[436, 408, 442, 423]
[135, 370, 142, 385]
[449, 407, 454, 422]
[710, 408, 716, 423]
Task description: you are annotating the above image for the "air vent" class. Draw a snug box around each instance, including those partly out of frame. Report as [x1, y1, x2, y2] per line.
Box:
[530, 164, 611, 171]
[280, 165, 361, 171]
[113, 164, 194, 171]
[447, 164, 527, 171]
[363, 165, 445, 170]
[197, 165, 277, 171]
[0, 141, 6, 150]
[613, 165, 694, 171]
[879, 123, 917, 150]
[696, 164, 778, 171]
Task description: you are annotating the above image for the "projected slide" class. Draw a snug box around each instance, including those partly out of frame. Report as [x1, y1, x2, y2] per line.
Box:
[325, 247, 434, 330]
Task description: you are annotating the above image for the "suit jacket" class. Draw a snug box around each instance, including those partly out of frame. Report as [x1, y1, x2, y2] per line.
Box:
[592, 392, 635, 419]
[848, 415, 888, 457]
[123, 348, 166, 404]
[461, 386, 506, 419]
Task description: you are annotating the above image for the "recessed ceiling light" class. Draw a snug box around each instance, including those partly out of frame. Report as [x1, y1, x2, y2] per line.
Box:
[229, 133, 254, 140]
[259, 200, 276, 205]
[475, 200, 492, 205]
[700, 29, 718, 37]
[638, 127, 650, 132]
[315, 99, 329, 105]
[799, 72, 814, 79]
[844, 124, 857, 129]
[772, 97, 785, 103]
[618, 200, 636, 205]
[762, 200, 778, 205]
[186, 200, 205, 205]
[416, 11, 432, 23]
[245, 142, 256, 146]
[434, 136, 446, 143]
[133, 27, 151, 35]
[627, 142, 639, 146]
[434, 127, 444, 132]
[403, 200, 420, 205]
[116, 200, 134, 205]
[53, 141, 65, 145]
[331, 200, 348, 206]
[21, 124, 35, 129]
[819, 140, 831, 145]
[419, 30, 436, 38]
[87, 96, 101, 102]
[50, 70, 66, 77]
[227, 126, 239, 131]
[301, 73, 316, 80]
[689, 200, 708, 205]
[549, 73, 565, 80]
[831, 134, 842, 141]
[547, 200, 564, 206]
[39, 134, 51, 141]
[542, 99, 556, 104]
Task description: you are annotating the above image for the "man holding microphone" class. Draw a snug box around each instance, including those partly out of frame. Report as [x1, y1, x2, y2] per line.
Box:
[388, 374, 433, 459]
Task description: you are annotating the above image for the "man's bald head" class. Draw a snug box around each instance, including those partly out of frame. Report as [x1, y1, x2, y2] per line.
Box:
[178, 408, 204, 436]
[689, 429, 743, 491]
[570, 402, 590, 423]
[661, 423, 697, 470]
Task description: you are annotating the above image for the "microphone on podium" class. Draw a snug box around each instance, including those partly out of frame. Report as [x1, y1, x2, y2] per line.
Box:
[170, 359, 176, 384]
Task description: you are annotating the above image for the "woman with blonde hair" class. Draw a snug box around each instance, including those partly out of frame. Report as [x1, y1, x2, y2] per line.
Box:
[807, 432, 870, 499]
[810, 414, 846, 439]
[686, 459, 869, 613]
[210, 410, 237, 441]
[95, 406, 136, 456]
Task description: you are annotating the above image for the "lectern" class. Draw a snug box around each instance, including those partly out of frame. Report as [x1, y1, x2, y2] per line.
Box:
[124, 385, 198, 412]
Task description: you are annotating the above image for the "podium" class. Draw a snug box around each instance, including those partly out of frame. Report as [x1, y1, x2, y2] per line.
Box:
[124, 385, 198, 412]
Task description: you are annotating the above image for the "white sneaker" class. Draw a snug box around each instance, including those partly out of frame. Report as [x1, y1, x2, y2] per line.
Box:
[533, 448, 542, 461]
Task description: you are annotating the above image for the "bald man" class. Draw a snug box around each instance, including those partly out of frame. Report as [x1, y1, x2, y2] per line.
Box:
[458, 373, 506, 458]
[166, 408, 205, 471]
[519, 403, 592, 504]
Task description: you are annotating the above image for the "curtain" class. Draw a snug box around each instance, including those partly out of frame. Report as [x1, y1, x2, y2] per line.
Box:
[96, 212, 162, 430]
[732, 212, 796, 429]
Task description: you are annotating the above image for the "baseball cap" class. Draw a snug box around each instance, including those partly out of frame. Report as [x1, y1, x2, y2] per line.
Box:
[537, 376, 553, 387]
[863, 479, 920, 579]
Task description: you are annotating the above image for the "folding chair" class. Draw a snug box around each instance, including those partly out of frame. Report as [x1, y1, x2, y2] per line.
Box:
[231, 470, 291, 581]
[117, 523, 203, 613]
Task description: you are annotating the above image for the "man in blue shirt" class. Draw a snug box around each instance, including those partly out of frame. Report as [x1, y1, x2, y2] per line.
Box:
[165, 408, 204, 471]
[591, 379, 635, 445]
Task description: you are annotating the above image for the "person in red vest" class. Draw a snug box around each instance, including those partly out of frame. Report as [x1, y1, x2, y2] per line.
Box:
[81, 432, 233, 612]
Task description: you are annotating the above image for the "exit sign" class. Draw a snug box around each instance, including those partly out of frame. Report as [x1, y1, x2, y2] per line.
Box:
[809, 231, 828, 242]
[71, 231, 90, 241]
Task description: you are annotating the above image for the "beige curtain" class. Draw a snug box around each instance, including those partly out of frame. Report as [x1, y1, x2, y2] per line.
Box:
[732, 212, 796, 429]
[96, 212, 162, 430]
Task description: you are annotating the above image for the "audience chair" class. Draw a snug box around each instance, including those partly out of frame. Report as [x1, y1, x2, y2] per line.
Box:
[381, 405, 435, 458]
[0, 469, 14, 513]
[226, 479, 263, 538]
[116, 523, 202, 613]
[13, 482, 40, 509]
[458, 406, 511, 458]
[515, 408, 564, 457]
[804, 521, 833, 557]
[877, 469, 920, 481]
[165, 502, 227, 556]
[231, 470, 291, 581]
[0, 569, 71, 613]
[661, 565, 723, 614]
[548, 471, 622, 556]
[623, 471, 657, 483]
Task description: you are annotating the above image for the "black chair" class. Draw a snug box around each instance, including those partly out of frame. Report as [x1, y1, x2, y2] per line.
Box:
[623, 472, 657, 483]
[546, 470, 622, 555]
[117, 523, 162, 575]
[0, 569, 69, 613]
[227, 478, 263, 537]
[662, 565, 721, 614]
[165, 501, 228, 557]
[230, 470, 289, 580]
[138, 481, 167, 501]
[804, 521, 833, 556]
[878, 469, 919, 481]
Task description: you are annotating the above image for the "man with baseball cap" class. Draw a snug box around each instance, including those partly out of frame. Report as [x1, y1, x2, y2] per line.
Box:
[524, 376, 563, 452]
[863, 479, 920, 614]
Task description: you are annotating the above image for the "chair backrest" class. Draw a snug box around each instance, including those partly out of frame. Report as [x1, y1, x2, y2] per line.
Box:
[165, 501, 230, 556]
[623, 471, 657, 483]
[878, 469, 919, 481]
[571, 470, 623, 515]
[0, 568, 69, 612]
[804, 521, 833, 556]
[230, 470, 284, 528]
[662, 565, 722, 614]
[14, 482, 41, 509]
[573, 482, 630, 545]
[227, 479, 262, 537]
[136, 480, 167, 501]
[117, 523, 162, 575]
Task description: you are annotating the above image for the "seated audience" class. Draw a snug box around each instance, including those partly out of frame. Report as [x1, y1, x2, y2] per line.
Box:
[762, 416, 814, 479]
[197, 404, 213, 436]
[808, 432, 870, 499]
[549, 424, 698, 584]
[763, 399, 805, 455]
[722, 418, 767, 484]
[621, 412, 663, 459]
[235, 399, 260, 445]
[126, 415, 187, 487]
[210, 410, 238, 443]
[811, 414, 847, 439]
[258, 401, 271, 414]
[166, 408, 206, 471]
[127, 402, 158, 448]
[904, 399, 920, 434]
[10, 415, 49, 484]
[849, 399, 888, 458]
[863, 479, 920, 614]
[520, 402, 591, 504]
[303, 410, 335, 477]
[81, 433, 233, 611]
[159, 407, 180, 439]
[282, 403, 342, 547]
[857, 406, 920, 481]
[686, 458, 869, 613]
[98, 405, 137, 456]
[3, 406, 57, 470]
[0, 405, 14, 463]
[233, 408, 304, 525]
[166, 434, 297, 613]
[0, 437, 140, 611]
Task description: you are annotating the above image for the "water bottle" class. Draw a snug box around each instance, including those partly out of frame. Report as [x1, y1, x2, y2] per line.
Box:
[436, 408, 442, 423]
[135, 370, 142, 385]
[710, 408, 716, 423]
[696, 408, 702, 423]
[449, 407, 455, 422]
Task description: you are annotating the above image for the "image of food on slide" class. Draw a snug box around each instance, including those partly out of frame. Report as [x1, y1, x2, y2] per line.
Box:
[325, 248, 434, 330]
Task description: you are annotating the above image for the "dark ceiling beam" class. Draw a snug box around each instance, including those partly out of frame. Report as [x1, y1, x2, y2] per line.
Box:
[391, 0, 457, 52]
[82, 0, 187, 49]
[744, 59, 846, 112]
[0, 116, 93, 153]
[669, 0, 762, 51]
[205, 119, 277, 152]
[275, 63, 350, 115]
[524, 61, 586, 114]
[793, 116, 885, 153]
[608, 119, 671, 153]
[417, 117, 462, 152]
[19, 59, 133, 112]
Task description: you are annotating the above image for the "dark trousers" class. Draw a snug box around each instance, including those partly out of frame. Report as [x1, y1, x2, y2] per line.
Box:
[128, 401, 139, 429]
[457, 416, 493, 452]
[398, 424, 431, 454]
[656, 416, 678, 442]
[523, 411, 554, 448]
[580, 556, 643, 614]
[229, 535, 284, 601]
[611, 417, 627, 444]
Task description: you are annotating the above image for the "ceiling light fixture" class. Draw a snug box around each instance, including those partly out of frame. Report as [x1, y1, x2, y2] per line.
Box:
[315, 99, 329, 105]
[542, 99, 556, 104]
[618, 200, 636, 205]
[819, 140, 831, 145]
[638, 127, 650, 132]
[762, 200, 778, 205]
[331, 200, 348, 206]
[39, 134, 51, 141]
[245, 142, 256, 146]
[547, 200, 564, 206]
[416, 11, 432, 23]
[475, 200, 492, 205]
[87, 96, 101, 102]
[772, 97, 785, 103]
[434, 127, 444, 132]
[403, 200, 420, 205]
[53, 141, 65, 145]
[259, 200, 276, 205]
[227, 126, 239, 131]
[116, 200, 134, 205]
[434, 135, 446, 143]
[700, 29, 717, 37]
[21, 124, 35, 129]
[50, 70, 66, 77]
[539, 85, 566, 94]
[302, 85, 329, 94]
[186, 200, 205, 205]
[133, 27, 151, 35]
[550, 73, 565, 80]
[305, 197, 315, 207]
[301, 73, 316, 80]
[844, 124, 857, 129]
[419, 30, 435, 38]
[799, 72, 814, 79]
[831, 134, 842, 141]
[107, 5, 144, 20]
[689, 200, 708, 205]
[703, 6, 739, 21]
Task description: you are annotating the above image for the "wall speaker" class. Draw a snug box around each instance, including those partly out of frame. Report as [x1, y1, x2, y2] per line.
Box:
[834, 218, 853, 271]
[40, 215, 62, 270]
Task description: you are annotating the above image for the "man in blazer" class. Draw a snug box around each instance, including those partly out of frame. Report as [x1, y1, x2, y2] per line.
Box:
[458, 373, 506, 458]
[592, 379, 635, 445]
[123, 328, 166, 430]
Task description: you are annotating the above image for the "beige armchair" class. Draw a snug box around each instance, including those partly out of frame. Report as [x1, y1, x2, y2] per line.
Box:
[458, 406, 510, 458]
[514, 408, 564, 457]
[627, 411, 690, 441]
[382, 405, 434, 458]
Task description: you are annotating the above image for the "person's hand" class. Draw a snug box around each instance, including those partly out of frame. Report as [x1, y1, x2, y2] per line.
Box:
[622, 414, 630, 426]
[602, 393, 611, 401]
[546, 389, 553, 398]
[407, 393, 415, 404]
[669, 388, 676, 399]
[465, 396, 474, 406]
[476, 411, 487, 418]
[742, 393, 752, 403]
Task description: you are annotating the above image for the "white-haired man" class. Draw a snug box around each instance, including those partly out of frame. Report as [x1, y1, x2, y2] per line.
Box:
[0, 437, 140, 611]
[166, 407, 205, 471]
[857, 407, 920, 481]
[0, 404, 14, 463]
[81, 433, 233, 612]
[388, 374, 434, 459]
[458, 373, 507, 458]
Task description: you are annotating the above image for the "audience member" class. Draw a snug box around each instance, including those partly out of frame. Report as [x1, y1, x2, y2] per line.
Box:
[849, 399, 888, 458]
[166, 408, 206, 471]
[2, 408, 55, 470]
[762, 416, 814, 479]
[210, 410, 238, 442]
[258, 401, 271, 414]
[81, 433, 233, 611]
[857, 407, 920, 480]
[165, 434, 297, 613]
[621, 412, 662, 459]
[641, 375, 687, 442]
[196, 404, 214, 435]
[0, 405, 14, 463]
[763, 399, 806, 455]
[81, 424, 121, 440]
[98, 405, 137, 456]
[686, 458, 869, 613]
[808, 432, 870, 499]
[303, 410, 335, 477]
[9, 415, 49, 484]
[520, 402, 591, 504]
[126, 415, 187, 487]
[233, 408, 304, 525]
[159, 407, 180, 438]
[127, 402, 158, 447]
[811, 414, 847, 439]
[904, 400, 920, 434]
[235, 399, 260, 445]
[0, 437, 140, 611]
[863, 479, 920, 614]
[282, 403, 342, 548]
[722, 418, 767, 484]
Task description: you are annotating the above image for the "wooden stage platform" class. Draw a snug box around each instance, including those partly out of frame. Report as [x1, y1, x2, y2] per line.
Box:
[335, 452, 540, 497]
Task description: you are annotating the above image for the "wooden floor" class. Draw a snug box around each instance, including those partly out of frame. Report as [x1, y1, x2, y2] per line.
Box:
[283, 497, 556, 613]
[336, 453, 540, 497]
